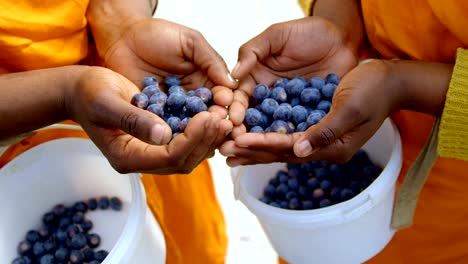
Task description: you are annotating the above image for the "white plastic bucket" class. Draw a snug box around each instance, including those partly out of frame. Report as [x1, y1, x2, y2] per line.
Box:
[0, 137, 166, 263]
[232, 118, 403, 264]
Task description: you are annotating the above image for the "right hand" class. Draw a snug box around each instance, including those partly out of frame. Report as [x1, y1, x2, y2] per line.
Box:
[67, 66, 231, 174]
[222, 16, 358, 165]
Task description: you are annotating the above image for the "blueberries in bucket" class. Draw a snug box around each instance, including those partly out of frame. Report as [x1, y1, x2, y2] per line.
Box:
[12, 196, 123, 263]
[259, 149, 382, 210]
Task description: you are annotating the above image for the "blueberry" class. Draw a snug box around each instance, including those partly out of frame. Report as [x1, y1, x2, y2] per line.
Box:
[166, 93, 186, 110]
[306, 110, 326, 126]
[285, 77, 306, 97]
[38, 226, 51, 240]
[166, 116, 181, 133]
[287, 122, 295, 132]
[285, 191, 297, 200]
[351, 149, 370, 164]
[12, 257, 30, 264]
[26, 230, 41, 244]
[168, 85, 185, 95]
[314, 167, 329, 181]
[349, 180, 361, 193]
[288, 198, 301, 210]
[287, 167, 301, 179]
[341, 188, 355, 201]
[17, 240, 32, 256]
[71, 234, 87, 253]
[268, 177, 279, 186]
[312, 188, 325, 200]
[33, 241, 46, 257]
[87, 198, 98, 211]
[249, 126, 264, 133]
[329, 164, 341, 177]
[54, 230, 67, 243]
[300, 88, 321, 105]
[271, 86, 287, 103]
[73, 202, 88, 213]
[270, 120, 290, 134]
[273, 104, 291, 121]
[58, 218, 71, 230]
[44, 239, 56, 253]
[319, 199, 332, 208]
[52, 204, 67, 218]
[302, 200, 315, 210]
[280, 201, 289, 209]
[291, 105, 308, 124]
[276, 183, 289, 198]
[245, 108, 264, 127]
[82, 247, 95, 262]
[194, 87, 213, 104]
[130, 93, 149, 109]
[329, 187, 342, 202]
[287, 178, 299, 190]
[72, 212, 84, 224]
[309, 77, 325, 90]
[261, 98, 279, 116]
[298, 186, 308, 198]
[39, 254, 55, 264]
[179, 117, 191, 132]
[110, 197, 123, 211]
[54, 247, 69, 262]
[363, 165, 381, 179]
[142, 84, 160, 98]
[264, 184, 277, 198]
[87, 233, 101, 249]
[325, 73, 340, 85]
[94, 250, 109, 262]
[316, 100, 332, 113]
[289, 97, 301, 107]
[164, 75, 180, 88]
[88, 261, 101, 264]
[252, 84, 270, 102]
[185, 96, 207, 116]
[321, 83, 336, 98]
[295, 122, 309, 132]
[66, 225, 82, 239]
[70, 250, 85, 264]
[307, 177, 320, 190]
[186, 90, 195, 97]
[259, 197, 271, 204]
[320, 180, 333, 193]
[78, 219, 92, 233]
[273, 78, 288, 88]
[277, 170, 289, 183]
[149, 91, 168, 107]
[142, 75, 159, 88]
[42, 212, 56, 227]
[96, 196, 109, 210]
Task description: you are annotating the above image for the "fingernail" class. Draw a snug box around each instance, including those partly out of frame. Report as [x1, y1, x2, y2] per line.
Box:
[150, 124, 166, 145]
[228, 159, 241, 167]
[294, 140, 313, 157]
[231, 62, 240, 75]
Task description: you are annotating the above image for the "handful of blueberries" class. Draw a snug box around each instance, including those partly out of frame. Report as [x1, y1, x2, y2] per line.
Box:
[131, 75, 213, 139]
[260, 150, 382, 210]
[12, 196, 123, 264]
[244, 74, 339, 133]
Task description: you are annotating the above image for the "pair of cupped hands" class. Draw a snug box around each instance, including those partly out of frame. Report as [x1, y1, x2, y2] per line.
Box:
[74, 17, 394, 175]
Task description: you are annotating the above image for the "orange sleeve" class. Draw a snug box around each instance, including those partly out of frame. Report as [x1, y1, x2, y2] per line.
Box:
[0, 0, 90, 72]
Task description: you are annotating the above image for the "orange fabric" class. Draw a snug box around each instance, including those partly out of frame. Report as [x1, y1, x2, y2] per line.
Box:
[0, 1, 228, 263]
[360, 0, 468, 263]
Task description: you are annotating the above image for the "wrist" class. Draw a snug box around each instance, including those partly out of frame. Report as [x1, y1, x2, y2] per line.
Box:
[63, 66, 94, 122]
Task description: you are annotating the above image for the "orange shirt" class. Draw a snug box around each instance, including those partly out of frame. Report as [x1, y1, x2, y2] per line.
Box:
[361, 0, 468, 263]
[0, 1, 227, 263]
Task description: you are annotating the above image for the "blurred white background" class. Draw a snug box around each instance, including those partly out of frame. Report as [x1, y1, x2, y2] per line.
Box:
[155, 1, 304, 263]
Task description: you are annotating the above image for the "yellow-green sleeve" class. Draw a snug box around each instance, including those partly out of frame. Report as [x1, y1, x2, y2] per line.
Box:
[297, 0, 314, 15]
[438, 48, 468, 160]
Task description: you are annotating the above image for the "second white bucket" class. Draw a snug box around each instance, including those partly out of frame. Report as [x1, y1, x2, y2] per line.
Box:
[232, 118, 403, 264]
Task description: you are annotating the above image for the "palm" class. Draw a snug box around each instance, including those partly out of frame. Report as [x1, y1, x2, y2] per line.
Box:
[104, 18, 220, 90]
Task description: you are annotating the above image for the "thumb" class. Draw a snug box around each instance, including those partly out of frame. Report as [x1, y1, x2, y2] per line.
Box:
[102, 99, 172, 145]
[293, 107, 360, 158]
[231, 30, 276, 80]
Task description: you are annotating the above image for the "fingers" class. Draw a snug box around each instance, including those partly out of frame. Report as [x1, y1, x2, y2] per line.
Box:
[212, 85, 233, 107]
[184, 30, 237, 89]
[229, 78, 255, 126]
[98, 98, 172, 145]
